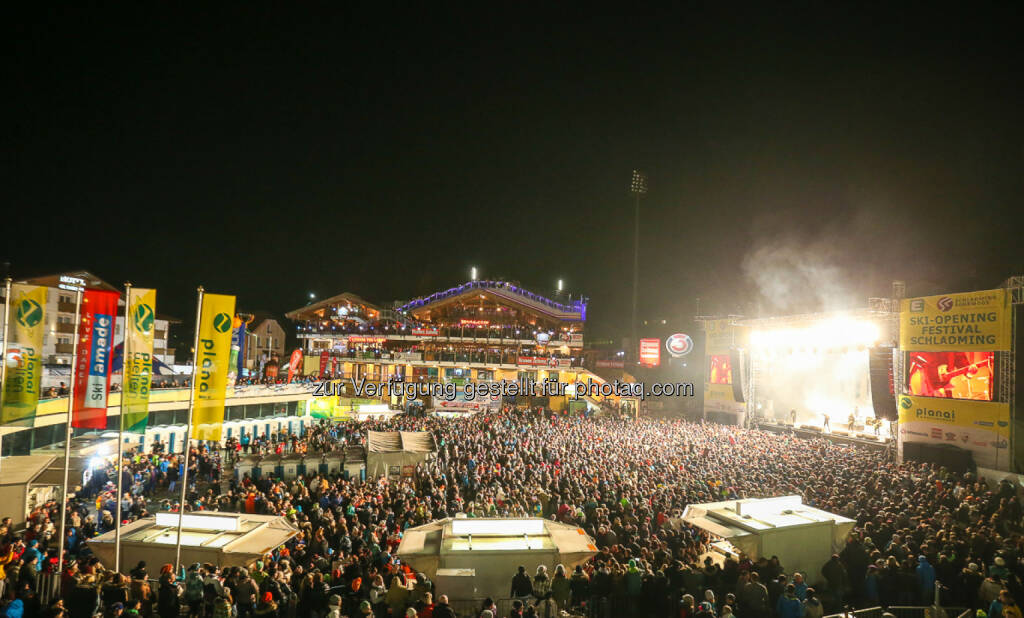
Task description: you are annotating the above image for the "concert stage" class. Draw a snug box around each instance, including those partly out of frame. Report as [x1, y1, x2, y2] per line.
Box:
[756, 420, 892, 451]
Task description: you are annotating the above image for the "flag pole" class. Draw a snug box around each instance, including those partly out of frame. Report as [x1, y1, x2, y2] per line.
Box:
[0, 278, 12, 477]
[57, 287, 83, 574]
[174, 286, 204, 573]
[114, 282, 131, 573]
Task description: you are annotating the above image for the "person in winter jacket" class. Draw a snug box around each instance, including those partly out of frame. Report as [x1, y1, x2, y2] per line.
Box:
[821, 555, 848, 604]
[792, 573, 808, 601]
[3, 599, 24, 618]
[916, 556, 937, 604]
[803, 588, 824, 618]
[533, 565, 552, 601]
[511, 566, 533, 599]
[569, 565, 589, 608]
[777, 584, 805, 618]
[550, 564, 571, 610]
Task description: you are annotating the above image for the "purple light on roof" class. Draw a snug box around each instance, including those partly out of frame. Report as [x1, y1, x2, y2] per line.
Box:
[397, 280, 586, 320]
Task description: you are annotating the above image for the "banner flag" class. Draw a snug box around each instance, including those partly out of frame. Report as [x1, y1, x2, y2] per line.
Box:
[192, 293, 236, 441]
[1, 284, 48, 426]
[319, 350, 329, 377]
[122, 288, 156, 433]
[287, 349, 303, 383]
[72, 289, 119, 429]
[236, 322, 247, 377]
[227, 316, 243, 388]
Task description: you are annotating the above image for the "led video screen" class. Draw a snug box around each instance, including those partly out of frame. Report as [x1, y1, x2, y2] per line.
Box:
[708, 354, 732, 384]
[907, 351, 994, 401]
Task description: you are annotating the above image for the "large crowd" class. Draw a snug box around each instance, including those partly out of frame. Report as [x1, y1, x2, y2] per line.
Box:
[2, 408, 1023, 618]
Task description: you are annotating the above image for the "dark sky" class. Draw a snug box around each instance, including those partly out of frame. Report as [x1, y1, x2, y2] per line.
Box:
[6, 6, 1023, 338]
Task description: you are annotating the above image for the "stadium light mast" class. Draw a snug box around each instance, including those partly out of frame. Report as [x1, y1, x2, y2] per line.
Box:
[630, 170, 647, 360]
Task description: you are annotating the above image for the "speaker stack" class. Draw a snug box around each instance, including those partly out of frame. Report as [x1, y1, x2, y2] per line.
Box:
[869, 346, 898, 421]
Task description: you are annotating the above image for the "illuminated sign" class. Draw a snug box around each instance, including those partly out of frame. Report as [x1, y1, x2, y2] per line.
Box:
[459, 319, 490, 327]
[451, 519, 545, 536]
[346, 336, 387, 344]
[58, 275, 87, 292]
[639, 338, 660, 367]
[411, 327, 439, 336]
[665, 333, 694, 358]
[154, 512, 240, 532]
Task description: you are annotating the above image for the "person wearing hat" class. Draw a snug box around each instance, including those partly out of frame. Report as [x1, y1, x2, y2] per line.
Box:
[254, 591, 278, 618]
[695, 601, 716, 618]
[324, 595, 343, 618]
[431, 595, 456, 618]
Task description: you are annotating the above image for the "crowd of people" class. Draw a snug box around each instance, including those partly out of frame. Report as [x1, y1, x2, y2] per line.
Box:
[1, 408, 1023, 618]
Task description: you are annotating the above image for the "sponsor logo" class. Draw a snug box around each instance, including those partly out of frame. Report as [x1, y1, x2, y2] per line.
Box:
[665, 333, 694, 357]
[16, 299, 43, 328]
[909, 299, 925, 313]
[974, 420, 994, 427]
[916, 406, 955, 422]
[134, 303, 155, 333]
[937, 296, 954, 312]
[213, 312, 232, 333]
[930, 428, 943, 439]
[900, 396, 912, 409]
[944, 432, 956, 441]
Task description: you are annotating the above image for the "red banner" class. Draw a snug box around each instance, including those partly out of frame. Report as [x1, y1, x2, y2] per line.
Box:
[319, 350, 329, 377]
[287, 349, 303, 383]
[331, 357, 339, 378]
[639, 338, 661, 367]
[411, 327, 438, 336]
[72, 290, 120, 428]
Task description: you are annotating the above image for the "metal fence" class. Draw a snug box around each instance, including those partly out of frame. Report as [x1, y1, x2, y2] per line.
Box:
[824, 606, 969, 618]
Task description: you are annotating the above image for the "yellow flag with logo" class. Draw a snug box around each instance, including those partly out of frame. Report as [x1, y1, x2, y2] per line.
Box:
[192, 293, 236, 441]
[2, 284, 48, 425]
[122, 288, 156, 433]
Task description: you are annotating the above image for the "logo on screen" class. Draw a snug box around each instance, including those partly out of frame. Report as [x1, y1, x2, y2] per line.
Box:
[937, 297, 954, 312]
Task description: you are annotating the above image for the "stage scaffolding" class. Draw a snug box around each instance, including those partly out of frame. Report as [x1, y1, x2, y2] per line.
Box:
[1001, 276, 1022, 471]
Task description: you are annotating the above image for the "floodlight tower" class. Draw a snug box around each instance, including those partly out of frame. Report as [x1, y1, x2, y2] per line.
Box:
[630, 170, 648, 360]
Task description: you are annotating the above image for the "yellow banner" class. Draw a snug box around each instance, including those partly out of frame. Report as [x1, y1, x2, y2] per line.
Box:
[704, 318, 741, 356]
[2, 284, 48, 425]
[122, 288, 156, 433]
[900, 288, 1010, 351]
[897, 394, 1010, 470]
[192, 293, 236, 441]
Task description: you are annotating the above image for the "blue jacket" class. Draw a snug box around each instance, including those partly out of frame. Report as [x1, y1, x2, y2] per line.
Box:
[916, 557, 936, 592]
[4, 599, 24, 618]
[777, 593, 805, 618]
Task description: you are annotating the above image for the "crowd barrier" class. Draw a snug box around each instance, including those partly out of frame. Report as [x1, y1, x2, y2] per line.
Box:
[824, 607, 970, 618]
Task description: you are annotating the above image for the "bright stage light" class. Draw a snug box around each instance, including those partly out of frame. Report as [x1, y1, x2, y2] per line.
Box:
[749, 318, 880, 350]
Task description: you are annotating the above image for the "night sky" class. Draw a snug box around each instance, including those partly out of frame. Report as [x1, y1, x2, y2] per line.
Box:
[6, 7, 1023, 340]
